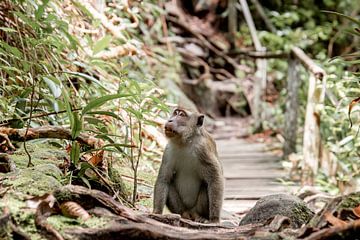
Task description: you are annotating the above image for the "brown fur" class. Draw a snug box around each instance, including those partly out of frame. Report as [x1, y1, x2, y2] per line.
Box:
[153, 108, 224, 223]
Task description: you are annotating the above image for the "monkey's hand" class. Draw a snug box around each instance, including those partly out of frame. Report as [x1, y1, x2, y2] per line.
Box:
[152, 208, 162, 214]
[208, 217, 220, 223]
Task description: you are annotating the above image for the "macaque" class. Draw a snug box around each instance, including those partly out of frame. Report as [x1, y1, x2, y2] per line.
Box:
[153, 108, 224, 223]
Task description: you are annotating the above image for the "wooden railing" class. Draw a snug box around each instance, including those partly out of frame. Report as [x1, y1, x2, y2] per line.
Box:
[283, 47, 326, 185]
[241, 45, 327, 185]
[233, 0, 328, 185]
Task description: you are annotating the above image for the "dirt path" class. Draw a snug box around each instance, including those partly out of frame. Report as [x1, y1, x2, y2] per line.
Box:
[217, 138, 297, 215]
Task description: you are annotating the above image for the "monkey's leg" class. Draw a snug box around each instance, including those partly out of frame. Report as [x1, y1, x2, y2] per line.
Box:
[166, 184, 187, 216]
[190, 187, 209, 222]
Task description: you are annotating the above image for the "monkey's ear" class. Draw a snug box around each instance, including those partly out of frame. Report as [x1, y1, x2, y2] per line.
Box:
[197, 115, 204, 126]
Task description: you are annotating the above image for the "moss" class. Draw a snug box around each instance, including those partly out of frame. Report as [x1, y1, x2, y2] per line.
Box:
[0, 196, 42, 240]
[11, 141, 67, 169]
[34, 163, 63, 180]
[292, 203, 313, 224]
[53, 187, 76, 202]
[339, 192, 360, 209]
[47, 215, 110, 235]
[3, 167, 62, 196]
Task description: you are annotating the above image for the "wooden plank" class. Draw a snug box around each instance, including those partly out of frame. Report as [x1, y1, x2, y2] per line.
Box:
[221, 157, 280, 164]
[225, 178, 283, 186]
[218, 136, 296, 214]
[217, 141, 266, 148]
[223, 163, 282, 170]
[216, 139, 263, 144]
[223, 200, 256, 212]
[219, 152, 280, 158]
[224, 172, 287, 179]
[224, 185, 293, 191]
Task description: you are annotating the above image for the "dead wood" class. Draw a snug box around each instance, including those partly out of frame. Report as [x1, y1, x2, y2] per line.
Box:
[53, 185, 137, 221]
[0, 126, 100, 148]
[166, 15, 251, 73]
[54, 185, 272, 240]
[230, 50, 288, 59]
[303, 218, 360, 240]
[147, 213, 231, 230]
[65, 222, 255, 240]
[162, 0, 256, 117]
[35, 201, 63, 240]
[0, 208, 31, 240]
[250, 0, 277, 34]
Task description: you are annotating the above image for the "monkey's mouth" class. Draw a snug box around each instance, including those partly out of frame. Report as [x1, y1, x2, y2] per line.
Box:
[165, 129, 177, 137]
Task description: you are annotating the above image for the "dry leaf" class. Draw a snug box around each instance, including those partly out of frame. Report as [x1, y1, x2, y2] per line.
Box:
[26, 193, 56, 209]
[324, 212, 347, 227]
[348, 97, 360, 128]
[88, 150, 104, 166]
[60, 201, 90, 220]
[353, 204, 360, 218]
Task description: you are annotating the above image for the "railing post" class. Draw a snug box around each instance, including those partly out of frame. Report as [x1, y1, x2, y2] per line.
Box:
[289, 47, 326, 185]
[239, 0, 267, 131]
[283, 56, 300, 159]
[302, 74, 325, 185]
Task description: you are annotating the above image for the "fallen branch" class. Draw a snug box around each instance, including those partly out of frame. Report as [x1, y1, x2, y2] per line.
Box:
[0, 208, 31, 240]
[166, 16, 251, 73]
[230, 50, 288, 59]
[35, 201, 63, 240]
[0, 108, 82, 127]
[55, 185, 266, 240]
[0, 126, 100, 148]
[304, 218, 360, 240]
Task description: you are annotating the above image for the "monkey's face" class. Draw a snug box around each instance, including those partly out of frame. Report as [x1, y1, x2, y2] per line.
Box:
[164, 108, 204, 139]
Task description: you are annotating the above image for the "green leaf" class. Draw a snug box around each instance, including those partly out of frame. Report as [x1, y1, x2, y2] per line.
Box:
[80, 176, 92, 189]
[0, 27, 17, 32]
[102, 143, 134, 149]
[93, 35, 112, 55]
[125, 107, 143, 119]
[70, 141, 80, 166]
[62, 71, 107, 90]
[87, 111, 123, 121]
[321, 11, 360, 25]
[35, 0, 50, 20]
[71, 112, 82, 139]
[82, 93, 132, 115]
[43, 77, 61, 98]
[0, 42, 22, 58]
[78, 162, 93, 177]
[62, 88, 74, 129]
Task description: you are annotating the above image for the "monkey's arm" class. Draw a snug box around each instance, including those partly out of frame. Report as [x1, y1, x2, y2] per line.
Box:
[153, 148, 173, 214]
[206, 160, 224, 222]
[199, 142, 224, 223]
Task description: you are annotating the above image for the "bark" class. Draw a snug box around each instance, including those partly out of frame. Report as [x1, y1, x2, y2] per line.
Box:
[0, 126, 100, 148]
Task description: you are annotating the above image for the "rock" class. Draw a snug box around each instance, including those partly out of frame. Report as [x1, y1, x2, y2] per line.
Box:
[239, 194, 314, 228]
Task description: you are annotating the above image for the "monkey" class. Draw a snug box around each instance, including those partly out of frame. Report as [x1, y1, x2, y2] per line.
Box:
[153, 107, 224, 223]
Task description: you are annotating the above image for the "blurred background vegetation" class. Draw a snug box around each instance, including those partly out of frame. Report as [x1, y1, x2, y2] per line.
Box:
[0, 0, 359, 206]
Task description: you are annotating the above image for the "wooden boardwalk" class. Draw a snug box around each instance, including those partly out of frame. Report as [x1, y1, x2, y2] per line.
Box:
[217, 138, 297, 214]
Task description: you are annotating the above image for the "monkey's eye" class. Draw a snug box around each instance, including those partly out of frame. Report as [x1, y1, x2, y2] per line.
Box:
[178, 111, 186, 117]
